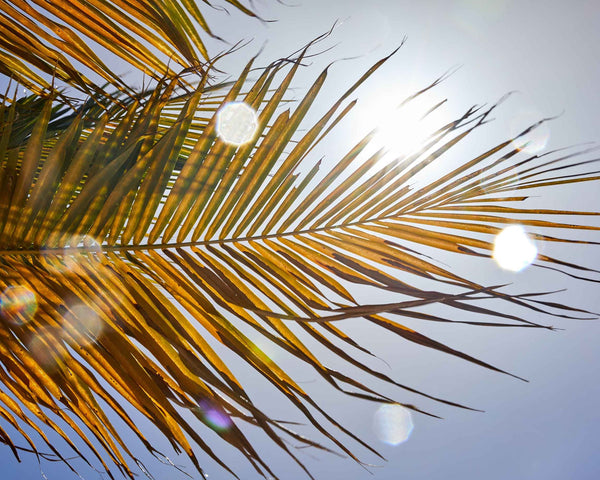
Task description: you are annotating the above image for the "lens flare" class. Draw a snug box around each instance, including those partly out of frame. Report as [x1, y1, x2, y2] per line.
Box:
[205, 409, 232, 431]
[42, 253, 78, 277]
[493, 225, 538, 272]
[28, 327, 64, 371]
[250, 338, 278, 364]
[199, 400, 233, 432]
[509, 110, 550, 155]
[373, 404, 414, 445]
[65, 304, 104, 346]
[0, 285, 38, 325]
[64, 234, 103, 251]
[475, 165, 521, 196]
[335, 6, 390, 55]
[42, 236, 103, 277]
[216, 102, 258, 146]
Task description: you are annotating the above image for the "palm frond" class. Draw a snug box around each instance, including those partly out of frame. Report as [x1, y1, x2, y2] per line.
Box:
[0, 42, 599, 480]
[0, 0, 262, 99]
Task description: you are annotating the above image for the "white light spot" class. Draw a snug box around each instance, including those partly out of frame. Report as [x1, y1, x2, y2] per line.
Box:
[216, 102, 258, 145]
[373, 404, 414, 445]
[493, 225, 537, 272]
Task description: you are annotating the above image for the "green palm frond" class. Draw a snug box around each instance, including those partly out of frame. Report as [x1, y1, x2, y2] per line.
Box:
[0, 39, 598, 478]
[0, 0, 262, 99]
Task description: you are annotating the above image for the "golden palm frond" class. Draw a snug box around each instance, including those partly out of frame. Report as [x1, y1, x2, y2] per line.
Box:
[0, 0, 262, 100]
[0, 37, 599, 479]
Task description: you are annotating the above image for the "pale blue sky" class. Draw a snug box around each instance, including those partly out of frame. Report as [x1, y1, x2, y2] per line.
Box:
[2, 1, 599, 479]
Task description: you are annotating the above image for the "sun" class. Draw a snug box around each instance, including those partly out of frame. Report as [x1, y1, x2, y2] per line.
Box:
[350, 83, 449, 167]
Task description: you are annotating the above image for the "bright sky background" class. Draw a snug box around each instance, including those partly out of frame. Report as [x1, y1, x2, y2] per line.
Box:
[2, 1, 600, 479]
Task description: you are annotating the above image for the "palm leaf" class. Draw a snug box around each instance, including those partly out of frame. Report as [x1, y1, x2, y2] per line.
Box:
[0, 41, 599, 480]
[0, 0, 263, 99]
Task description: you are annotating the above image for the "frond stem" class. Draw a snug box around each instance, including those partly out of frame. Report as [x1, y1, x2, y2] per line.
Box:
[0, 212, 413, 256]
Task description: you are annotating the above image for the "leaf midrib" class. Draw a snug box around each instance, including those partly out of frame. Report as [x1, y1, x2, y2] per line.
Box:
[0, 211, 414, 256]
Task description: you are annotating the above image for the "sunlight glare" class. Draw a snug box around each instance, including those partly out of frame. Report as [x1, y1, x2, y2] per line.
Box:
[352, 86, 448, 171]
[493, 225, 537, 272]
[0, 285, 38, 325]
[373, 403, 414, 445]
[216, 102, 258, 146]
[373, 100, 435, 157]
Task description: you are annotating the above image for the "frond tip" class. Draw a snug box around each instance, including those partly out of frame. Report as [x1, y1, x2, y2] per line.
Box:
[0, 43, 599, 480]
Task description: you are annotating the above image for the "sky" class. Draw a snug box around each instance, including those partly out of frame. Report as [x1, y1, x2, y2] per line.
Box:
[1, 1, 600, 480]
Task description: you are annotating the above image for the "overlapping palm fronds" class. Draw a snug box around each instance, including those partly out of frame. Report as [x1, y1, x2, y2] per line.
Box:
[0, 0, 262, 99]
[0, 39, 598, 479]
